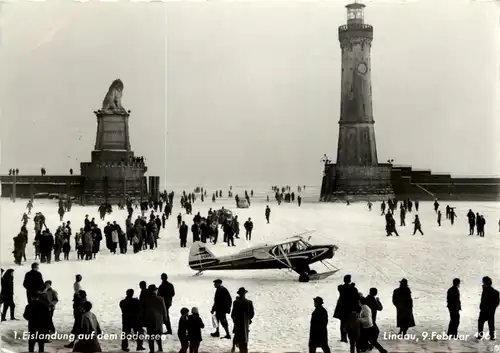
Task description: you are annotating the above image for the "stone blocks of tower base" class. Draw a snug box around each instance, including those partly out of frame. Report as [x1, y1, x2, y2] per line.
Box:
[80, 157, 147, 205]
[320, 163, 394, 202]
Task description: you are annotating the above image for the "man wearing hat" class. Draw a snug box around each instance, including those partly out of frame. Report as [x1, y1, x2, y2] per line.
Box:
[477, 276, 499, 340]
[231, 287, 254, 353]
[309, 297, 331, 353]
[392, 278, 415, 336]
[210, 279, 232, 339]
[141, 284, 168, 352]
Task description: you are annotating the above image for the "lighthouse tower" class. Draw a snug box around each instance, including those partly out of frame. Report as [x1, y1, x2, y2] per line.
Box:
[320, 2, 394, 201]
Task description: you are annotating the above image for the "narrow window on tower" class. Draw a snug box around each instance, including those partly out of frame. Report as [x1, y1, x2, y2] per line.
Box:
[363, 132, 368, 141]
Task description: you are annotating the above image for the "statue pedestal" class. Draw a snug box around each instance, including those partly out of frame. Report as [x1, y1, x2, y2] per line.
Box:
[94, 110, 131, 151]
[81, 108, 147, 204]
[81, 161, 147, 204]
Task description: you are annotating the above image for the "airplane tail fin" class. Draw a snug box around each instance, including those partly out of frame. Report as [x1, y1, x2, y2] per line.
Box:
[189, 242, 218, 271]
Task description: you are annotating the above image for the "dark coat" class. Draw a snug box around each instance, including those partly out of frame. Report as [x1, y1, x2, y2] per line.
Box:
[365, 295, 383, 323]
[244, 221, 253, 231]
[120, 296, 141, 327]
[23, 269, 44, 295]
[392, 286, 415, 328]
[446, 286, 461, 311]
[71, 295, 87, 334]
[212, 286, 232, 314]
[179, 224, 188, 238]
[73, 311, 102, 353]
[23, 299, 52, 334]
[333, 283, 359, 319]
[187, 313, 205, 342]
[309, 305, 328, 347]
[177, 316, 189, 343]
[157, 280, 175, 308]
[140, 293, 168, 333]
[0, 270, 14, 302]
[231, 297, 254, 344]
[39, 233, 54, 253]
[480, 286, 500, 313]
[345, 311, 360, 340]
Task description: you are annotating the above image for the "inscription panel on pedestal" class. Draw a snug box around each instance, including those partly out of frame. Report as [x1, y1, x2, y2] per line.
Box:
[102, 118, 126, 149]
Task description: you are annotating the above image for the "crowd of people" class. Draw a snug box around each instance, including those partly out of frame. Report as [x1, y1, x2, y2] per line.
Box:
[2, 264, 498, 353]
[1, 264, 256, 353]
[375, 198, 495, 238]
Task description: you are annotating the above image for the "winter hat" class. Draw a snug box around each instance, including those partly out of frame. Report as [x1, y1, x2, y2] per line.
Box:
[237, 287, 248, 295]
[313, 296, 324, 305]
[213, 279, 222, 284]
[191, 307, 199, 314]
[148, 284, 158, 291]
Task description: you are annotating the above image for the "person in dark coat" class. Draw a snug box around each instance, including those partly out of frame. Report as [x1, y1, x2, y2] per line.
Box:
[412, 215, 423, 235]
[231, 287, 254, 353]
[345, 308, 361, 353]
[23, 263, 44, 303]
[141, 285, 168, 353]
[1, 269, 16, 321]
[243, 218, 253, 241]
[446, 278, 461, 338]
[73, 301, 102, 353]
[65, 290, 87, 349]
[187, 307, 205, 353]
[359, 296, 387, 353]
[178, 308, 190, 353]
[210, 279, 232, 339]
[477, 276, 500, 340]
[365, 288, 384, 325]
[179, 221, 188, 248]
[23, 291, 52, 352]
[392, 278, 415, 335]
[120, 289, 144, 352]
[365, 288, 383, 325]
[158, 273, 175, 334]
[265, 206, 271, 223]
[139, 281, 147, 302]
[333, 275, 359, 342]
[309, 296, 331, 353]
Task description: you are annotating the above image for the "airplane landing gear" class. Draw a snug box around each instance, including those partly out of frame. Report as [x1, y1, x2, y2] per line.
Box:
[298, 273, 309, 282]
[298, 269, 317, 283]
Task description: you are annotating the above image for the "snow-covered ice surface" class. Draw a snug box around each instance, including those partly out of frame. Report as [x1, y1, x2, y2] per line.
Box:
[1, 187, 500, 353]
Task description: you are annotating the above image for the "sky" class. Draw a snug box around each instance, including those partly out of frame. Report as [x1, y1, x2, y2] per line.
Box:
[1, 0, 499, 188]
[0, 0, 167, 179]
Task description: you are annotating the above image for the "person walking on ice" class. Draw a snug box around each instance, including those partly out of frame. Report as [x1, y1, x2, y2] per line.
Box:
[412, 215, 423, 235]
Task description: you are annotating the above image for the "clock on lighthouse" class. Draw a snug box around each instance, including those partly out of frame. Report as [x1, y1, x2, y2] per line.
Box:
[357, 62, 367, 75]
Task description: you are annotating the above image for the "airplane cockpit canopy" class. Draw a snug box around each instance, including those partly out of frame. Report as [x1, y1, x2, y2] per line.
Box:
[271, 239, 310, 256]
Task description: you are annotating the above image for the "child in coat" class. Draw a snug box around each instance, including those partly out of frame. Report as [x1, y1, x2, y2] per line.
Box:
[187, 307, 204, 353]
[178, 308, 190, 353]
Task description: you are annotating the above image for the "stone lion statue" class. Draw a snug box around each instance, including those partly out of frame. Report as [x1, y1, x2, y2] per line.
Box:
[102, 79, 126, 112]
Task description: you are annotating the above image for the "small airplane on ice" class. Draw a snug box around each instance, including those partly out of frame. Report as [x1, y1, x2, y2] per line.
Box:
[188, 232, 340, 282]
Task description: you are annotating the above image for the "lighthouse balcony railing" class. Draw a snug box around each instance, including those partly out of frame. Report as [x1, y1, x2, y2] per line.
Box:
[338, 24, 373, 40]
